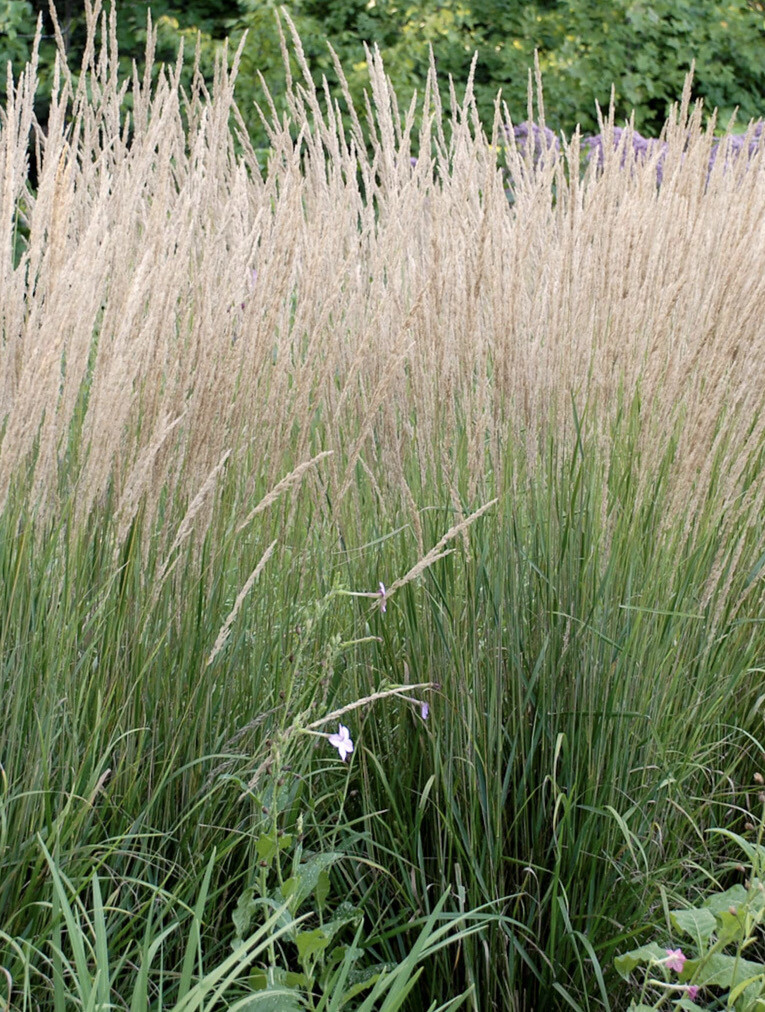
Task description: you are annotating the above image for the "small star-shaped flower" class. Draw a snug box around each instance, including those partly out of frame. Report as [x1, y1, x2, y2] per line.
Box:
[328, 724, 354, 761]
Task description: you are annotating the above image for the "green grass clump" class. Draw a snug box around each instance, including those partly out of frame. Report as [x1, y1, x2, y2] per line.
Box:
[3, 399, 765, 1009]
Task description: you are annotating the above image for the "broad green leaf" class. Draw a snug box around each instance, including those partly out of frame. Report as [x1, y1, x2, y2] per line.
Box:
[320, 902, 360, 944]
[284, 972, 311, 989]
[729, 973, 765, 1005]
[278, 853, 343, 911]
[248, 967, 309, 991]
[614, 943, 668, 980]
[724, 971, 764, 1011]
[248, 969, 267, 991]
[296, 928, 329, 962]
[717, 907, 748, 947]
[234, 893, 296, 944]
[670, 906, 716, 945]
[704, 883, 748, 918]
[256, 833, 278, 865]
[233, 892, 257, 942]
[681, 952, 765, 989]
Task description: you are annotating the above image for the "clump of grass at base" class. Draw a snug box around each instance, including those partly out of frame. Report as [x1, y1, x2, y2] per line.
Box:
[2, 5, 765, 1009]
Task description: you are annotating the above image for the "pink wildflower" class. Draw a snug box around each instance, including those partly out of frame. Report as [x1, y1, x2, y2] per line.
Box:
[665, 949, 686, 973]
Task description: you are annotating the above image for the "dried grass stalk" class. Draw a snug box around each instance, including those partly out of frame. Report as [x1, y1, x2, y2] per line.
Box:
[1, 9, 764, 562]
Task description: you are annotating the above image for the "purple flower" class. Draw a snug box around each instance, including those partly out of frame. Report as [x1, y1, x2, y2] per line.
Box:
[686, 984, 699, 1002]
[328, 724, 354, 761]
[583, 127, 667, 185]
[508, 120, 560, 168]
[420, 702, 429, 720]
[708, 121, 764, 178]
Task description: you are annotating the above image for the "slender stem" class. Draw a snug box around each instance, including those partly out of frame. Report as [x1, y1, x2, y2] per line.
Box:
[304, 683, 436, 730]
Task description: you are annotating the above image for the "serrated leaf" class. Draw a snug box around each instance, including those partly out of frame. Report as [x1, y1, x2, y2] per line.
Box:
[670, 906, 716, 945]
[614, 943, 667, 979]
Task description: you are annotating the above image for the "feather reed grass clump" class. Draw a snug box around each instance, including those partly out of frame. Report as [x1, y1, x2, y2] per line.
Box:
[2, 7, 765, 543]
[2, 2, 765, 1009]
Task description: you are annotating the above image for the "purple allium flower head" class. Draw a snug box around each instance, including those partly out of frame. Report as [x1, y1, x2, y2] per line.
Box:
[509, 121, 560, 168]
[708, 121, 764, 179]
[583, 127, 667, 185]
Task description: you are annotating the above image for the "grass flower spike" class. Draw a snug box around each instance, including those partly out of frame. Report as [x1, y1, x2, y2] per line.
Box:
[329, 724, 354, 761]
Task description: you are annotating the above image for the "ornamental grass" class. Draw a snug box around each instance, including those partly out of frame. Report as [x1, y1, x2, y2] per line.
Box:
[2, 4, 765, 1009]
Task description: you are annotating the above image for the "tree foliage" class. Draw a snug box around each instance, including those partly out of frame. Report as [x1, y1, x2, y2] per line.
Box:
[1, 0, 764, 149]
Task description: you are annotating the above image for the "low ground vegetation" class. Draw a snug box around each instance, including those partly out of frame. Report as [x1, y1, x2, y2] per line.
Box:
[2, 9, 765, 1010]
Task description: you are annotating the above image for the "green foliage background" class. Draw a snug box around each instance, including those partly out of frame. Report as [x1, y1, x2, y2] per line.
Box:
[2, 0, 764, 147]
